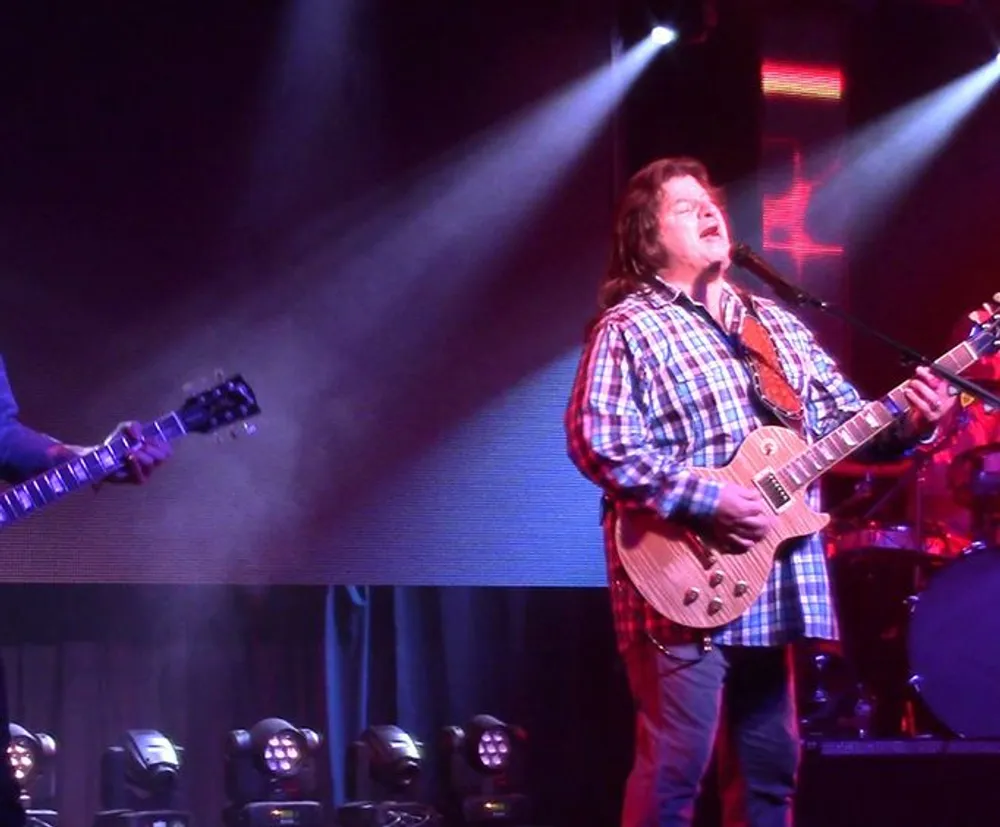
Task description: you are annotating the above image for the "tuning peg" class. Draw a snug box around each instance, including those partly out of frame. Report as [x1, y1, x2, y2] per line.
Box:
[223, 422, 258, 441]
[183, 376, 211, 396]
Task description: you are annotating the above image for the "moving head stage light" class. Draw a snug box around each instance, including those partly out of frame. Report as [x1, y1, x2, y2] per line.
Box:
[93, 730, 189, 827]
[8, 723, 57, 827]
[338, 725, 441, 827]
[440, 715, 530, 825]
[224, 718, 324, 827]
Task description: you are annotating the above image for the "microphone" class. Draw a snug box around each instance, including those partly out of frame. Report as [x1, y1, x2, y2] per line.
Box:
[730, 243, 816, 307]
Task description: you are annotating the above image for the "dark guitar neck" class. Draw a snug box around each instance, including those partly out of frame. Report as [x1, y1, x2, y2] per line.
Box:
[0, 413, 186, 527]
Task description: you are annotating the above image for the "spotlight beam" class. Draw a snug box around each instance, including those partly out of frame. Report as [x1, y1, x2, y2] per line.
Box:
[807, 57, 1000, 246]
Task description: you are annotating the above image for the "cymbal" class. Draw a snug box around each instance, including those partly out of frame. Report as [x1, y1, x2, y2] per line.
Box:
[829, 457, 914, 478]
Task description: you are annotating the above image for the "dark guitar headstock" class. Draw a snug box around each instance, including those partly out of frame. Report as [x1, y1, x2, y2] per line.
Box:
[178, 374, 260, 435]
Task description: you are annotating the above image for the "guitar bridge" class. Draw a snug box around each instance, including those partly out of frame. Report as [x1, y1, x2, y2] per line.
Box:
[682, 527, 719, 569]
[753, 469, 791, 512]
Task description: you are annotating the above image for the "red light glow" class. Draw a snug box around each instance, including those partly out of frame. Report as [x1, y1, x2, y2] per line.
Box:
[761, 60, 844, 101]
[761, 145, 843, 276]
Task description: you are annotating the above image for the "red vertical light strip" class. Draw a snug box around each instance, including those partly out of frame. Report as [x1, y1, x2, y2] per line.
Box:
[759, 60, 846, 278]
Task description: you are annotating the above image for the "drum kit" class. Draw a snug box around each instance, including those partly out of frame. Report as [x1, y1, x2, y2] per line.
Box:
[799, 420, 1000, 741]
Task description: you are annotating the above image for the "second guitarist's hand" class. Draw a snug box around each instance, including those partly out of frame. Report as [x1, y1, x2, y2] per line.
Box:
[48, 421, 172, 489]
[714, 483, 775, 550]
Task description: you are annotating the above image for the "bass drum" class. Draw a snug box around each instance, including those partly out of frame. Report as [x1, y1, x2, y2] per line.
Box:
[908, 543, 1000, 737]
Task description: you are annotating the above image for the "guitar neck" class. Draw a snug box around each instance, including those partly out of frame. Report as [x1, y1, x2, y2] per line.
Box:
[0, 412, 187, 527]
[777, 333, 987, 493]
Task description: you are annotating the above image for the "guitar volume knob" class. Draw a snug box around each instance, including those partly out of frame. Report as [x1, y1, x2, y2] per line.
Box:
[734, 580, 748, 597]
[709, 571, 725, 587]
[707, 597, 724, 614]
[684, 587, 701, 605]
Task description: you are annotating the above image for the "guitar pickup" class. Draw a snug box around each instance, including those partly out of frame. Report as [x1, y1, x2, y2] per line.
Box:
[753, 469, 791, 512]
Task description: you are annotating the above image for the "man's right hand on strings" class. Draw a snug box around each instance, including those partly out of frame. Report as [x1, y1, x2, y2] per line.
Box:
[713, 483, 775, 549]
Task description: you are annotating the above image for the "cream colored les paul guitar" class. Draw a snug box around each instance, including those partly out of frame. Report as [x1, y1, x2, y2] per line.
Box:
[614, 301, 1000, 629]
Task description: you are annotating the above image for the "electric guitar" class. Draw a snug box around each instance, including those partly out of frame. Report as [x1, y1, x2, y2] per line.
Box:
[614, 301, 1000, 629]
[0, 374, 259, 528]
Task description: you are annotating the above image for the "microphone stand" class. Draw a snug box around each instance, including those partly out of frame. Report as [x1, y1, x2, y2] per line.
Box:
[731, 243, 1000, 410]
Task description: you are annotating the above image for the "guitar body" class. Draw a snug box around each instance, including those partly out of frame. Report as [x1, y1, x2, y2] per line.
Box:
[612, 295, 1000, 628]
[614, 425, 830, 628]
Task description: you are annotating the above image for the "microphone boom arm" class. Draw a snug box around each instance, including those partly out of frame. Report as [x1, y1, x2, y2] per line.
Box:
[730, 242, 1000, 410]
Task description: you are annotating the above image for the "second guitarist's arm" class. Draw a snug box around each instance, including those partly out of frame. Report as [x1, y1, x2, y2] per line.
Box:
[0, 355, 71, 483]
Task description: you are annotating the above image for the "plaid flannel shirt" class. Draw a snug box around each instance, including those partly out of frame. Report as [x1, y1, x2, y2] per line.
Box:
[565, 278, 867, 654]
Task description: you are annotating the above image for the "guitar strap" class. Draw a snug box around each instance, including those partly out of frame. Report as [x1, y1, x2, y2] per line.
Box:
[733, 289, 807, 436]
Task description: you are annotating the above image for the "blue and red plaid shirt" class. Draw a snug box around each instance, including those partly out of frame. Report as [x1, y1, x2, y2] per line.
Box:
[565, 278, 868, 654]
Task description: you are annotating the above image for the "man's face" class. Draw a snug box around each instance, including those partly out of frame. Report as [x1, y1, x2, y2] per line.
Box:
[656, 175, 730, 277]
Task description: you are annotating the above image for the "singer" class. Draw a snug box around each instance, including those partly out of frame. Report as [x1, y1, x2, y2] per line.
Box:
[563, 156, 954, 827]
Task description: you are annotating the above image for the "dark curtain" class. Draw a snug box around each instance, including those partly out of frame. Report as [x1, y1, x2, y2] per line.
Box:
[0, 582, 669, 827]
[0, 584, 330, 827]
[324, 585, 636, 826]
[0, 586, 823, 827]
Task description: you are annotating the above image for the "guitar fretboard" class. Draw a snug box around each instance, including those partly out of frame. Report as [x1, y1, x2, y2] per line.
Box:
[0, 412, 186, 526]
[775, 330, 989, 494]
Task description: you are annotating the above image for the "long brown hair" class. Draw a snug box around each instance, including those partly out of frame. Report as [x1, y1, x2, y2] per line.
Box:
[598, 156, 720, 312]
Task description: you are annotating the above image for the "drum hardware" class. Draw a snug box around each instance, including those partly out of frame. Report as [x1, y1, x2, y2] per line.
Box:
[797, 650, 873, 738]
[812, 654, 831, 705]
[948, 442, 1000, 545]
[830, 471, 875, 519]
[857, 444, 938, 553]
[817, 418, 1000, 739]
[820, 445, 963, 739]
[850, 689, 875, 740]
[824, 513, 958, 738]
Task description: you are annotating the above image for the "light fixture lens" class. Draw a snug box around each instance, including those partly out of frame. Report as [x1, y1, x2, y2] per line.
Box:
[263, 731, 302, 777]
[651, 25, 677, 46]
[8, 740, 34, 782]
[476, 728, 511, 770]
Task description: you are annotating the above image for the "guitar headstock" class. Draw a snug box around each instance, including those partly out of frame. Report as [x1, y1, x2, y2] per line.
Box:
[968, 294, 1000, 357]
[178, 374, 260, 435]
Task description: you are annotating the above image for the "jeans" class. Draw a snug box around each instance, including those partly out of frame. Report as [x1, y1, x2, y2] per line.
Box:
[621, 637, 798, 827]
